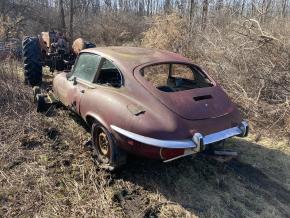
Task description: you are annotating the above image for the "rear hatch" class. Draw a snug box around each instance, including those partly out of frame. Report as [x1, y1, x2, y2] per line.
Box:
[151, 86, 234, 120]
[133, 62, 234, 120]
[135, 74, 234, 120]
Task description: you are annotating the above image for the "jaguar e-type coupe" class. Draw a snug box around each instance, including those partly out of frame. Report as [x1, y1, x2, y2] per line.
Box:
[52, 47, 248, 169]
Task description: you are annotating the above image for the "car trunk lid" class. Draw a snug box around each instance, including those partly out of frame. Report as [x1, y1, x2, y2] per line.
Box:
[134, 79, 234, 120]
[156, 86, 234, 120]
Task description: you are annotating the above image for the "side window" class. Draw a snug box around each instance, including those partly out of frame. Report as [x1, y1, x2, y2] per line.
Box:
[96, 59, 122, 88]
[72, 53, 101, 82]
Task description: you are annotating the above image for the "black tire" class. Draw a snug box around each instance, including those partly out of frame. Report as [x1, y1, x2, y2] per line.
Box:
[36, 94, 46, 113]
[22, 36, 42, 86]
[91, 123, 127, 170]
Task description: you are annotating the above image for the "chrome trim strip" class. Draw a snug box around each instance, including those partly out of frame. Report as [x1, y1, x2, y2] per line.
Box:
[163, 148, 197, 162]
[203, 126, 243, 145]
[110, 121, 248, 149]
[163, 153, 194, 163]
[110, 125, 195, 149]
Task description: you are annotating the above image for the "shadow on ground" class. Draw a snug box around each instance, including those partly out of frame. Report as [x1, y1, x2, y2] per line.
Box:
[113, 138, 290, 217]
[48, 108, 290, 217]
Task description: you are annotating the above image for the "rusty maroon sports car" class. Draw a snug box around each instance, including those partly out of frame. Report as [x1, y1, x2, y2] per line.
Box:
[52, 47, 248, 169]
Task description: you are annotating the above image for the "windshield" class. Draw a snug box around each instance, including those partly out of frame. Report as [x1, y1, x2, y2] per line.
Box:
[140, 63, 213, 92]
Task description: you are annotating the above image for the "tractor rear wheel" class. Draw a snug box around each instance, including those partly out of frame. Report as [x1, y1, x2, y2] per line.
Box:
[22, 36, 42, 86]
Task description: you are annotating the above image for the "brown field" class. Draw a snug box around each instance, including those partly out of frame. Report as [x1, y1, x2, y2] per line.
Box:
[1, 0, 290, 216]
[0, 61, 289, 217]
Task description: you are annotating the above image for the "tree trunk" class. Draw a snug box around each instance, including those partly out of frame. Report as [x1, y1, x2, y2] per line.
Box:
[59, 0, 66, 33]
[0, 0, 7, 21]
[164, 0, 171, 14]
[240, 0, 246, 17]
[138, 0, 144, 16]
[201, 0, 208, 30]
[282, 0, 287, 18]
[69, 0, 74, 44]
[119, 0, 123, 11]
[216, 0, 223, 11]
[93, 0, 100, 14]
[189, 0, 195, 22]
[251, 0, 256, 17]
[146, 0, 150, 16]
[105, 0, 112, 9]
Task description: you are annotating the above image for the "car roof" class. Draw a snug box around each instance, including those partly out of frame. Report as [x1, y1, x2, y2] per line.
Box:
[81, 46, 192, 72]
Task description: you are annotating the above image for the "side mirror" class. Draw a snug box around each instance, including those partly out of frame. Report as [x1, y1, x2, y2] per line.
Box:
[73, 76, 77, 85]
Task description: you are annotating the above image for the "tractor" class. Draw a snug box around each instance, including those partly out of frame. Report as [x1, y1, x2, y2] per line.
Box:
[22, 31, 95, 86]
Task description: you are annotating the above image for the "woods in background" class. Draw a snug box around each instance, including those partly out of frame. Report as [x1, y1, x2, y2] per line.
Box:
[0, 0, 289, 134]
[1, 0, 290, 43]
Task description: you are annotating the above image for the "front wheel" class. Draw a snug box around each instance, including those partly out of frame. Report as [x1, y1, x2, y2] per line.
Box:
[91, 123, 127, 170]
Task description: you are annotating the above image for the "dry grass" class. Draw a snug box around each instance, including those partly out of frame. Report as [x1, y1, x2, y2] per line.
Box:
[0, 61, 290, 217]
[141, 13, 290, 138]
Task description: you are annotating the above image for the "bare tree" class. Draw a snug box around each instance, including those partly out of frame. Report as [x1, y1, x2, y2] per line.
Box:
[69, 0, 73, 44]
[252, 0, 256, 17]
[216, 0, 223, 11]
[282, 0, 288, 17]
[146, 0, 151, 16]
[138, 0, 145, 16]
[104, 0, 112, 9]
[92, 0, 100, 14]
[189, 0, 196, 22]
[240, 0, 246, 17]
[202, 0, 209, 30]
[59, 0, 66, 33]
[261, 0, 272, 21]
[164, 0, 171, 14]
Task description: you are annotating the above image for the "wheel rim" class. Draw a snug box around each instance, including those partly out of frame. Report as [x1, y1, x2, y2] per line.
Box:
[98, 131, 110, 156]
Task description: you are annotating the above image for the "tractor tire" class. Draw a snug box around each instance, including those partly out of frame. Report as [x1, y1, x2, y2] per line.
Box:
[22, 36, 42, 86]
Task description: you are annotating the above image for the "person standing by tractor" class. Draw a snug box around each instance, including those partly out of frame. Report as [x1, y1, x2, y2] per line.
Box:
[22, 31, 95, 86]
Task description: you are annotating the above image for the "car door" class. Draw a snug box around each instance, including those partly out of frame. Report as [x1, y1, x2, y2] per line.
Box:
[66, 53, 102, 114]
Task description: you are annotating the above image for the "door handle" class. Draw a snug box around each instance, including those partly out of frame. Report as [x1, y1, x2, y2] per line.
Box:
[80, 90, 85, 93]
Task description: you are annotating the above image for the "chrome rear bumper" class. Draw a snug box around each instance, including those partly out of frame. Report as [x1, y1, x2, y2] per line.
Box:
[111, 121, 249, 150]
[192, 121, 248, 151]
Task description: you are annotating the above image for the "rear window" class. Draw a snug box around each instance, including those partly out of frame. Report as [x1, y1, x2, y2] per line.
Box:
[141, 63, 213, 92]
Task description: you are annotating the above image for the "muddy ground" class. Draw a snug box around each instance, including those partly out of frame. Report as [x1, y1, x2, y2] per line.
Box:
[0, 65, 290, 217]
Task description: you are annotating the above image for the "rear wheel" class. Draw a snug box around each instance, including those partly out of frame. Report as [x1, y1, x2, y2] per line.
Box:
[22, 36, 42, 86]
[91, 123, 127, 170]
